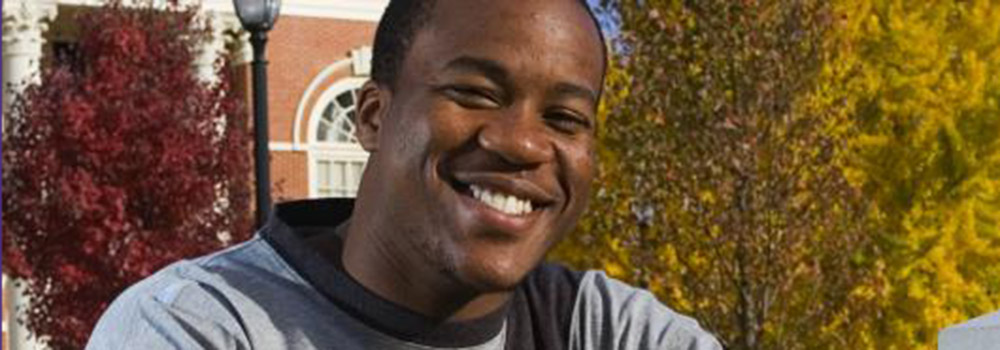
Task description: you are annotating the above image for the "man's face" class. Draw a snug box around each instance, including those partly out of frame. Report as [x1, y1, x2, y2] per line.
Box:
[365, 0, 604, 291]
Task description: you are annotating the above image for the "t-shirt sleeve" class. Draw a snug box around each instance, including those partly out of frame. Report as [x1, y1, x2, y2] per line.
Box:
[86, 278, 249, 350]
[568, 271, 722, 350]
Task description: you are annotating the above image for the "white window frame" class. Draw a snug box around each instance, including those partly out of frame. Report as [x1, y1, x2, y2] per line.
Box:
[307, 77, 369, 198]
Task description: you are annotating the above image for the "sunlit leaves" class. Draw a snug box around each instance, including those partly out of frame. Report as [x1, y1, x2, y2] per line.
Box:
[554, 1, 875, 349]
[833, 0, 1000, 348]
[559, 0, 1000, 349]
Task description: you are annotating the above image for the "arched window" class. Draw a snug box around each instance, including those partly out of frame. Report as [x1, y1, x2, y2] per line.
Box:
[308, 78, 369, 198]
[316, 88, 359, 143]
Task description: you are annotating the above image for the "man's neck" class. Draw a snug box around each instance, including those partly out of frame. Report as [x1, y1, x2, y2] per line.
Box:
[339, 213, 512, 322]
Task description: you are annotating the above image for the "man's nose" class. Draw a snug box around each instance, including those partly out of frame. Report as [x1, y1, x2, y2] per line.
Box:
[477, 108, 555, 166]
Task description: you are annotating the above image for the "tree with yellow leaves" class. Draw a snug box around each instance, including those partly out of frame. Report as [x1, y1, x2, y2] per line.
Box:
[554, 1, 877, 349]
[830, 0, 1000, 348]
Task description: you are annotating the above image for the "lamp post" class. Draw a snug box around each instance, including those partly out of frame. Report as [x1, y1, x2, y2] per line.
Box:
[233, 0, 281, 228]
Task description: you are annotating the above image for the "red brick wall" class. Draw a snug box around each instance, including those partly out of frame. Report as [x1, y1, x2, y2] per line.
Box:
[268, 17, 376, 144]
[272, 151, 310, 201]
[264, 16, 376, 201]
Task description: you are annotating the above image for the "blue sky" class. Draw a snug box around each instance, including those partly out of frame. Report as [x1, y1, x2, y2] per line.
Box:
[587, 0, 621, 42]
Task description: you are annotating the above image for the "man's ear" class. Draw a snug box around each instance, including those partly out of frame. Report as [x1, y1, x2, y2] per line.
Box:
[355, 80, 387, 152]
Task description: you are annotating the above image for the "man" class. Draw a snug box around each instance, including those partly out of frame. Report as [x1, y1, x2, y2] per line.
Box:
[88, 0, 721, 349]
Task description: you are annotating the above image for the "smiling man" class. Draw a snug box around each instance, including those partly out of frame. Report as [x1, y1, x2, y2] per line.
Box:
[87, 0, 720, 349]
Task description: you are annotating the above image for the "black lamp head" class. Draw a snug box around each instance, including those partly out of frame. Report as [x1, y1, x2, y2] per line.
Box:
[233, 0, 282, 32]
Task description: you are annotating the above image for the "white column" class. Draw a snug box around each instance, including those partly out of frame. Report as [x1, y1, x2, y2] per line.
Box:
[224, 19, 253, 66]
[2, 0, 56, 119]
[3, 274, 8, 349]
[7, 279, 46, 350]
[351, 46, 373, 76]
[3, 3, 56, 347]
[193, 10, 227, 85]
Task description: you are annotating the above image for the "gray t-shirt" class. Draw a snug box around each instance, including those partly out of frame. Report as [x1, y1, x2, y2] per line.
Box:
[87, 199, 721, 350]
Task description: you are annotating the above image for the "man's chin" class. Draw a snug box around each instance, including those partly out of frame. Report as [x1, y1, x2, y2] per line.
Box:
[454, 257, 538, 292]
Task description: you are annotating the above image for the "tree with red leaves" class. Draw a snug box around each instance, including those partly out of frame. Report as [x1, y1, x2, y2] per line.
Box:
[2, 1, 252, 348]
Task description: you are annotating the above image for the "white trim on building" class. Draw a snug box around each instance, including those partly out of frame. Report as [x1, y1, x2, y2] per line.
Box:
[44, 0, 388, 21]
[306, 77, 367, 146]
[269, 141, 300, 152]
[292, 58, 353, 148]
[305, 77, 369, 198]
[291, 47, 372, 149]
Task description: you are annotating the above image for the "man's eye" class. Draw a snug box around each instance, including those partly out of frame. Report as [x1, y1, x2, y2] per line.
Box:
[544, 110, 592, 134]
[443, 86, 501, 108]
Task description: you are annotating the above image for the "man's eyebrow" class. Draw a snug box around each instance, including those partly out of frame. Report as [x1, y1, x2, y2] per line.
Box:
[552, 82, 598, 105]
[443, 56, 598, 104]
[443, 56, 511, 86]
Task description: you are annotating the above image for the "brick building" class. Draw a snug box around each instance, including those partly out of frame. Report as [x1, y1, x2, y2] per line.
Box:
[1, 0, 385, 348]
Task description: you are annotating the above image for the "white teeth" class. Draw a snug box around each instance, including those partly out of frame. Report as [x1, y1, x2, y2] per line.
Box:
[504, 196, 517, 213]
[469, 184, 534, 215]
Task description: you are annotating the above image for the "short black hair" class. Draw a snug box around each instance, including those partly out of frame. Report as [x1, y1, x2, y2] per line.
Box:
[370, 0, 607, 90]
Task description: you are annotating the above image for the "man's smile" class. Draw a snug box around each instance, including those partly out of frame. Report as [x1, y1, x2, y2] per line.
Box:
[446, 170, 559, 233]
[469, 184, 533, 216]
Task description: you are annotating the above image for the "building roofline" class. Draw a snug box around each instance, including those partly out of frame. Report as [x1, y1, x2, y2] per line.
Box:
[34, 0, 387, 22]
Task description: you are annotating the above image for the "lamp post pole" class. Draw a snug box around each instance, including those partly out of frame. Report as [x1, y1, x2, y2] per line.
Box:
[233, 0, 280, 228]
[249, 30, 271, 228]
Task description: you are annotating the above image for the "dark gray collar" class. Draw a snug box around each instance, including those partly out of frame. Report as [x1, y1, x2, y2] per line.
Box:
[260, 199, 510, 348]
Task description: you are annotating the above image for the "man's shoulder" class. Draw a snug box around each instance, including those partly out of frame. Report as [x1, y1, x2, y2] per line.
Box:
[515, 264, 721, 350]
[87, 236, 311, 348]
[119, 236, 282, 292]
[102, 235, 312, 312]
[569, 269, 723, 350]
[85, 239, 264, 349]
